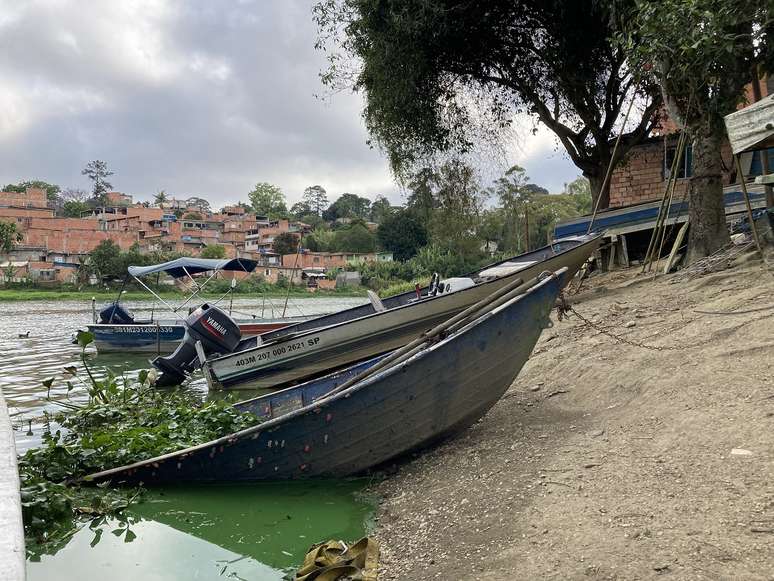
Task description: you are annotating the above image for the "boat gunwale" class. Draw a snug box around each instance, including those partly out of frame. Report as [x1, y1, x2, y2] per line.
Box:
[83, 272, 562, 483]
[205, 235, 601, 368]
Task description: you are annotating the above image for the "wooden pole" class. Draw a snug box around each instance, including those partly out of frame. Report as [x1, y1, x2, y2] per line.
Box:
[587, 89, 638, 234]
[643, 131, 686, 272]
[653, 133, 689, 273]
[734, 154, 766, 259]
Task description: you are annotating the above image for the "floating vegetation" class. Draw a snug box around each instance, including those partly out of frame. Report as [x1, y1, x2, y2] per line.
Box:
[18, 331, 261, 556]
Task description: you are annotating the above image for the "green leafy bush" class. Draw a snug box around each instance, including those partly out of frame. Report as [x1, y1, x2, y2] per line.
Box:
[18, 332, 261, 553]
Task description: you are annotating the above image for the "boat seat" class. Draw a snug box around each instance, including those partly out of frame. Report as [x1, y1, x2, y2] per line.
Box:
[367, 290, 386, 312]
[479, 260, 538, 279]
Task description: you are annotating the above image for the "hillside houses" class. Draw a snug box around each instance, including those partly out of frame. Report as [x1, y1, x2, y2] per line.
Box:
[0, 187, 391, 284]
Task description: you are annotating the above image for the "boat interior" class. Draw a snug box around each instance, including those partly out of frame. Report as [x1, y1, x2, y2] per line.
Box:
[228, 236, 590, 353]
[234, 354, 388, 420]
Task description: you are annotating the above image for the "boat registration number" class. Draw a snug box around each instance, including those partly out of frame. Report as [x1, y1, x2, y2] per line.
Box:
[113, 326, 175, 334]
[234, 336, 321, 367]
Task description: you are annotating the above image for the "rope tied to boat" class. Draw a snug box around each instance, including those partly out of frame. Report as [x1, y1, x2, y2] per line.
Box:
[555, 291, 683, 352]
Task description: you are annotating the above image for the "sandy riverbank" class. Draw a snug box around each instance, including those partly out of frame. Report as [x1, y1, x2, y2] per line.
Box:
[372, 255, 774, 580]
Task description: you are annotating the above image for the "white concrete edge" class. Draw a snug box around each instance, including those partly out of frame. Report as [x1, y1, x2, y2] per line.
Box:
[0, 386, 25, 581]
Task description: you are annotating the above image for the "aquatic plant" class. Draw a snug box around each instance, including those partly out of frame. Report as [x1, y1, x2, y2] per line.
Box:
[17, 331, 261, 555]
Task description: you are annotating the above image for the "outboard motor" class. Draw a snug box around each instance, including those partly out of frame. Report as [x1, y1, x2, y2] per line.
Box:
[99, 302, 135, 325]
[152, 303, 241, 387]
[428, 272, 440, 296]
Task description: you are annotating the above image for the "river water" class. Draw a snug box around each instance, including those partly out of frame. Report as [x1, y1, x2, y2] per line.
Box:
[0, 296, 375, 580]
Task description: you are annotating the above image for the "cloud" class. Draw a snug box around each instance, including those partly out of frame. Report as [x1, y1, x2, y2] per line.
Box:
[0, 0, 578, 206]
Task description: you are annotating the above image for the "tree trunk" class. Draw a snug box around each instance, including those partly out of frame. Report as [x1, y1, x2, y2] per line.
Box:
[585, 167, 610, 213]
[686, 130, 730, 263]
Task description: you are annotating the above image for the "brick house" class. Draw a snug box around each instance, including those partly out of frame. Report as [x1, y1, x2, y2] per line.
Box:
[609, 76, 774, 209]
[0, 187, 55, 221]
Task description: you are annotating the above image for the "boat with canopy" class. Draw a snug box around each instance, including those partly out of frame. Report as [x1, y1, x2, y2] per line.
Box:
[85, 257, 307, 354]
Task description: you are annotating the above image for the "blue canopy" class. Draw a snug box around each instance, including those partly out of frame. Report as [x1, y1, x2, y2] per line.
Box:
[128, 257, 259, 279]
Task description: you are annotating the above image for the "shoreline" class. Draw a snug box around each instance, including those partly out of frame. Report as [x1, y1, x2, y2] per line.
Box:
[370, 258, 774, 579]
[0, 288, 368, 302]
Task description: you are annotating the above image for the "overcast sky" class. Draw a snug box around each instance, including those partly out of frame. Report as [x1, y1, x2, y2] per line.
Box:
[0, 0, 580, 208]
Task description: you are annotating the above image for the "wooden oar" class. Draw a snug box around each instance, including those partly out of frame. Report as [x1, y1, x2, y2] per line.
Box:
[318, 269, 565, 402]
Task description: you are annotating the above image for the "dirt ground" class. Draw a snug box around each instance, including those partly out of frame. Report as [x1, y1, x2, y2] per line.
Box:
[372, 254, 774, 580]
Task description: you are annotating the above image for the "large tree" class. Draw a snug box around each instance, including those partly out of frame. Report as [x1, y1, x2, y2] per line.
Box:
[369, 195, 393, 223]
[315, 0, 662, 210]
[302, 185, 329, 216]
[249, 182, 288, 218]
[88, 239, 122, 279]
[406, 168, 437, 227]
[376, 208, 428, 260]
[622, 0, 771, 260]
[323, 193, 372, 221]
[81, 160, 114, 206]
[490, 165, 532, 253]
[425, 160, 485, 258]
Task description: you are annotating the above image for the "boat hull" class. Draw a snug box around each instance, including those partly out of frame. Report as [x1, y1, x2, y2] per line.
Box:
[88, 320, 295, 354]
[86, 272, 563, 485]
[205, 236, 599, 389]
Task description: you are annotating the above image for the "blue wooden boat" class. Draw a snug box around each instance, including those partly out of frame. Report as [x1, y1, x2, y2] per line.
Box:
[85, 257, 304, 354]
[85, 270, 564, 485]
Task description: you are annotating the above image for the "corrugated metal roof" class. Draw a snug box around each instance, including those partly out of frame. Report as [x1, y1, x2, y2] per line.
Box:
[724, 94, 774, 154]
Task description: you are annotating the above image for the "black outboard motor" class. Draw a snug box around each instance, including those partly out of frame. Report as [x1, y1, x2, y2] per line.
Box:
[99, 302, 135, 325]
[153, 303, 241, 386]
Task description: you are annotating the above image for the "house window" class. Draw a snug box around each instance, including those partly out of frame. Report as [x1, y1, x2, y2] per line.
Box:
[749, 148, 774, 176]
[664, 143, 693, 179]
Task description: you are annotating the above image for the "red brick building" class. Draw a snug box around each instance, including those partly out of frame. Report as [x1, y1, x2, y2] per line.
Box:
[608, 77, 773, 208]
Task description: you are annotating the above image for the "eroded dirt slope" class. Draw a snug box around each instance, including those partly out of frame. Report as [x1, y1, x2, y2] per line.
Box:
[373, 259, 774, 580]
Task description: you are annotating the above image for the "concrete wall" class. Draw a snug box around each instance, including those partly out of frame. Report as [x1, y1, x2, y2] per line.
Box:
[0, 388, 25, 580]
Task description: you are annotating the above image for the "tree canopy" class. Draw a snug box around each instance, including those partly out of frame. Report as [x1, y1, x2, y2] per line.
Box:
[154, 190, 169, 207]
[315, 0, 661, 209]
[3, 180, 61, 202]
[620, 0, 771, 260]
[62, 200, 90, 218]
[0, 221, 23, 253]
[249, 182, 288, 218]
[332, 223, 376, 252]
[88, 239, 123, 279]
[369, 195, 393, 223]
[323, 193, 372, 221]
[302, 185, 329, 216]
[200, 244, 227, 259]
[376, 209, 428, 261]
[272, 232, 299, 256]
[81, 160, 114, 206]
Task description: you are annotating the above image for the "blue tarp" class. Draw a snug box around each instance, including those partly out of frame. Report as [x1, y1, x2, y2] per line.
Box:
[128, 257, 259, 278]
